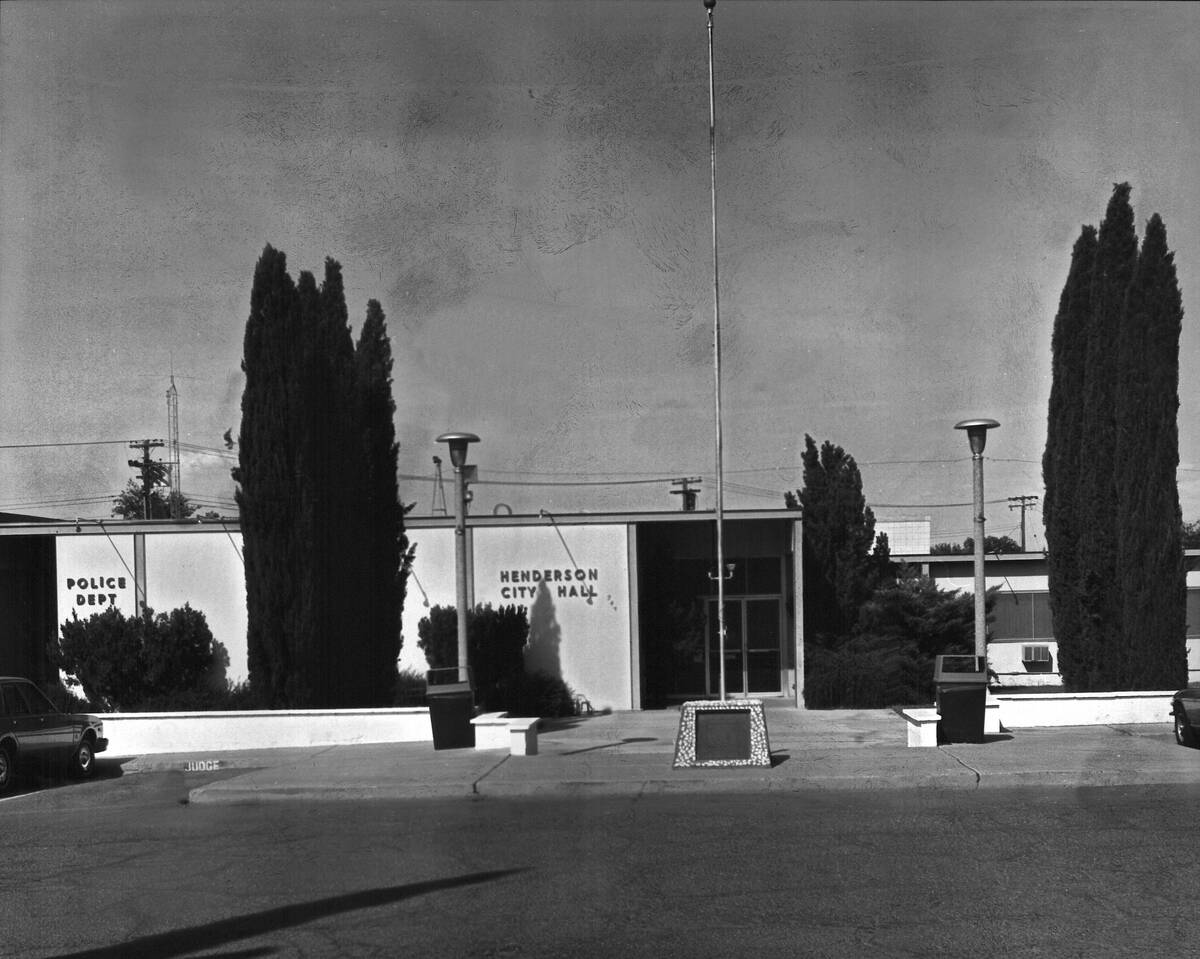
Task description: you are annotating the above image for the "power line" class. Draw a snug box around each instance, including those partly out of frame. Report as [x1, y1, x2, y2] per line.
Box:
[868, 497, 1011, 509]
[0, 439, 133, 450]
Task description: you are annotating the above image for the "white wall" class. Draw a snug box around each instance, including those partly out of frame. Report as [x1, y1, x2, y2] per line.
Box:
[57, 532, 250, 684]
[146, 533, 248, 683]
[400, 528, 455, 675]
[995, 690, 1176, 727]
[401, 523, 633, 709]
[989, 640, 1061, 687]
[102, 708, 432, 754]
[56, 535, 140, 620]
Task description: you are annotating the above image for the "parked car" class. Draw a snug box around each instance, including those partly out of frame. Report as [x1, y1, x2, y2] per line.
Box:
[0, 677, 108, 794]
[1170, 687, 1200, 748]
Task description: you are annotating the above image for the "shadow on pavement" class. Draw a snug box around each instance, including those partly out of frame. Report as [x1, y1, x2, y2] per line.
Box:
[562, 736, 658, 756]
[540, 709, 616, 733]
[52, 868, 530, 959]
[4, 757, 125, 799]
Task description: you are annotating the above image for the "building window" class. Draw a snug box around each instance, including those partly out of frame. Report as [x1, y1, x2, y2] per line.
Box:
[990, 591, 1052, 642]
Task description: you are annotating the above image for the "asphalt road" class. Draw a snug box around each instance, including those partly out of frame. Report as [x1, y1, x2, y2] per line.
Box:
[3, 763, 1200, 958]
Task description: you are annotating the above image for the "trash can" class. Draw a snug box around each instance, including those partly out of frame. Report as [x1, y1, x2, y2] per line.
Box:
[933, 654, 988, 744]
[426, 667, 475, 750]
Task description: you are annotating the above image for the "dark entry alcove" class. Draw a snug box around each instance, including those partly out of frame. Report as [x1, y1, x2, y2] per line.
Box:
[636, 518, 794, 708]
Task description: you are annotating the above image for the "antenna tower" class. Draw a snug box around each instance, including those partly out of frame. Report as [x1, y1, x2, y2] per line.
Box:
[166, 376, 181, 518]
[432, 456, 448, 515]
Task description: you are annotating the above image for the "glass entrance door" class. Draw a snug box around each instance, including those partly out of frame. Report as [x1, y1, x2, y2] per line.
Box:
[706, 598, 782, 696]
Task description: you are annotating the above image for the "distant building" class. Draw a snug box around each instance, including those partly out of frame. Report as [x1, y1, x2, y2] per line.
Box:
[875, 518, 931, 555]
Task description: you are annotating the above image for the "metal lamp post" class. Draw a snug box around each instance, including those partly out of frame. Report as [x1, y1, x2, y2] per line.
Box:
[954, 419, 999, 659]
[436, 431, 479, 683]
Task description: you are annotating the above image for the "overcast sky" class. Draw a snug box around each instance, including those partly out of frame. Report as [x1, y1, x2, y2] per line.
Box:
[2, 1, 1198, 546]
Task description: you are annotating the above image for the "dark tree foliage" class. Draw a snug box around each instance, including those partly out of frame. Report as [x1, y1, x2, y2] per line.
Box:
[785, 435, 910, 708]
[355, 299, 413, 705]
[236, 246, 301, 708]
[1073, 184, 1138, 689]
[804, 568, 987, 709]
[857, 567, 984, 663]
[930, 536, 1022, 555]
[1044, 224, 1097, 686]
[112, 481, 196, 520]
[418, 604, 531, 712]
[55, 604, 229, 712]
[290, 261, 366, 706]
[236, 247, 408, 707]
[1044, 186, 1187, 691]
[786, 435, 894, 645]
[1113, 214, 1186, 688]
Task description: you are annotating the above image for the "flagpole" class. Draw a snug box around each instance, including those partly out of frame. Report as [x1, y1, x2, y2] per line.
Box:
[705, 0, 728, 701]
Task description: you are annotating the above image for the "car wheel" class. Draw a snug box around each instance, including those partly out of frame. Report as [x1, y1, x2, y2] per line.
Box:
[71, 736, 96, 779]
[0, 745, 14, 795]
[1174, 712, 1197, 748]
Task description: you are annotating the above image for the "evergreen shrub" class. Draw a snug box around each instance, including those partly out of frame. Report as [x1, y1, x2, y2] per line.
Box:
[55, 604, 230, 712]
[418, 604, 531, 712]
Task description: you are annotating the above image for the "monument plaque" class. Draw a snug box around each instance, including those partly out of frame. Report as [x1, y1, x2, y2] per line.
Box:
[673, 699, 771, 768]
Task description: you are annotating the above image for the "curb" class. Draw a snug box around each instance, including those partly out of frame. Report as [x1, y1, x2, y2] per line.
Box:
[183, 760, 1200, 804]
[188, 783, 478, 804]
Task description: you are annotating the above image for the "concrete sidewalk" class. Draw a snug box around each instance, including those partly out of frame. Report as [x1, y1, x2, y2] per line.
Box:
[112, 705, 1200, 804]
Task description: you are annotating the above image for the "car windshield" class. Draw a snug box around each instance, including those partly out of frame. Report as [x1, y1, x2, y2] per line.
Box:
[2, 682, 58, 716]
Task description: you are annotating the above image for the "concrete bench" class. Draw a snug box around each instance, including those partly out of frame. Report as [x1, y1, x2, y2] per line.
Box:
[470, 712, 540, 755]
[507, 717, 540, 756]
[984, 696, 1001, 735]
[900, 708, 941, 748]
[470, 712, 511, 750]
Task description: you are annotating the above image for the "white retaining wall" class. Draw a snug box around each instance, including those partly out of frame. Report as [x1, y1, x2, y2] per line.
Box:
[97, 692, 1180, 756]
[102, 708, 433, 755]
[994, 690, 1176, 728]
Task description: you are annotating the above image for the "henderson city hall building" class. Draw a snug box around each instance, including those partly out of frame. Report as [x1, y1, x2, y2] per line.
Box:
[2, 509, 1199, 709]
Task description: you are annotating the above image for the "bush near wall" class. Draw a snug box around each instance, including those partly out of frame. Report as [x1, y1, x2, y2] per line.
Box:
[54, 605, 232, 712]
[417, 604, 576, 716]
[803, 567, 985, 709]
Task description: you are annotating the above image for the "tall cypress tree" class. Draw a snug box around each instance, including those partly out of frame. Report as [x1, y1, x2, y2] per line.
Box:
[1073, 183, 1138, 690]
[316, 260, 367, 705]
[355, 300, 410, 705]
[236, 246, 301, 707]
[286, 268, 326, 705]
[1113, 214, 1187, 688]
[1043, 225, 1097, 689]
[238, 250, 406, 707]
[1045, 186, 1187, 691]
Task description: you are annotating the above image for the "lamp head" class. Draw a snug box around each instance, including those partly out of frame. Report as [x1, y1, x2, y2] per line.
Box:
[435, 431, 480, 468]
[954, 418, 1000, 455]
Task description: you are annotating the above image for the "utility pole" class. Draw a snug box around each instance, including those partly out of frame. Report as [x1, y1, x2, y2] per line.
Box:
[128, 439, 166, 519]
[1007, 494, 1039, 551]
[670, 477, 702, 511]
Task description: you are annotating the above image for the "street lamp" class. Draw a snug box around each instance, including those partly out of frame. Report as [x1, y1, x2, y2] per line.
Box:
[436, 431, 479, 683]
[954, 418, 999, 659]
